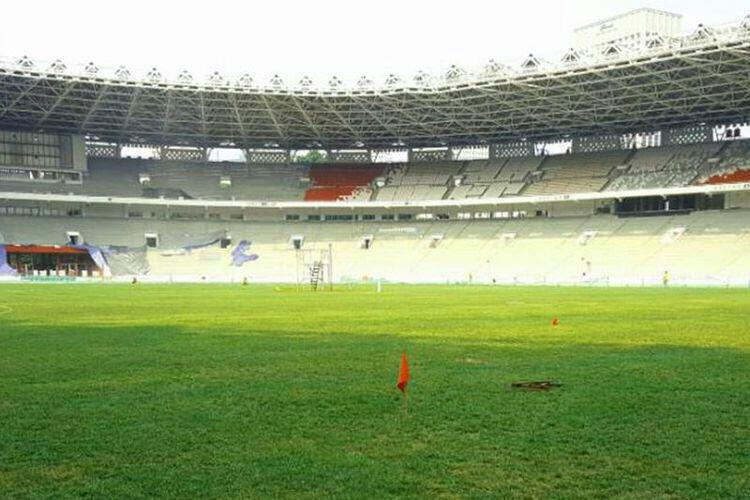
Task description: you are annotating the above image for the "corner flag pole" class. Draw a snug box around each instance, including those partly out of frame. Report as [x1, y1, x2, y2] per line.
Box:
[404, 386, 409, 416]
[397, 351, 411, 416]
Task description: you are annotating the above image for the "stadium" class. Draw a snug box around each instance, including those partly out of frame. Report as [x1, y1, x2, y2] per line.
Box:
[1, 5, 749, 498]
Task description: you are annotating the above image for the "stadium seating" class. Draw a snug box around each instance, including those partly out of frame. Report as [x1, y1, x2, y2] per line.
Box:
[374, 162, 459, 201]
[3, 141, 750, 206]
[446, 157, 539, 200]
[607, 142, 723, 190]
[696, 140, 750, 184]
[522, 151, 629, 196]
[304, 165, 383, 201]
[2, 209, 749, 285]
[496, 156, 544, 182]
[462, 159, 505, 183]
[447, 183, 488, 200]
[703, 169, 750, 184]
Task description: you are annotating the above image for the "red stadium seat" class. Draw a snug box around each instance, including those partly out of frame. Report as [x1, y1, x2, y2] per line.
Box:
[702, 169, 750, 185]
[304, 164, 383, 201]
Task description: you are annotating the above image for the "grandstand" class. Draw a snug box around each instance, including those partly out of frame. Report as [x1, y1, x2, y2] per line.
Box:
[2, 139, 748, 201]
[1, 208, 748, 285]
[1, 11, 750, 286]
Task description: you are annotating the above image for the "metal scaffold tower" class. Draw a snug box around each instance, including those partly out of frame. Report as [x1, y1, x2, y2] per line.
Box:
[295, 244, 333, 291]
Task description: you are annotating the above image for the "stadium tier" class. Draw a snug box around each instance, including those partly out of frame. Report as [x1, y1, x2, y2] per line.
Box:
[2, 139, 749, 202]
[2, 133, 750, 286]
[1, 209, 749, 285]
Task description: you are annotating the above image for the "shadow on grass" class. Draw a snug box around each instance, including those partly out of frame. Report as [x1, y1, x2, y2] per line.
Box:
[1, 321, 749, 498]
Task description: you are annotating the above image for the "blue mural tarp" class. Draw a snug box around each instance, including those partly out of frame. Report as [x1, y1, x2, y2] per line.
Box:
[231, 241, 259, 267]
[72, 244, 112, 277]
[0, 245, 18, 276]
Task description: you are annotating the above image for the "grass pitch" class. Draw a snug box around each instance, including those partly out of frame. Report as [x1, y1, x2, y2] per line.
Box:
[1, 284, 749, 498]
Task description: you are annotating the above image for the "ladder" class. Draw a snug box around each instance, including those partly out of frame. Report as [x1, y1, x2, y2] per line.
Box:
[300, 247, 330, 291]
[310, 261, 323, 290]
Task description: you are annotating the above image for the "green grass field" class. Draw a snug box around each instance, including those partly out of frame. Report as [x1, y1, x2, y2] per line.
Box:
[1, 284, 749, 498]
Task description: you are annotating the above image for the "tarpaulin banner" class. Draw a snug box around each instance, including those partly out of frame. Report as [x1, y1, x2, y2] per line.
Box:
[0, 245, 18, 276]
[100, 245, 150, 276]
[231, 241, 259, 267]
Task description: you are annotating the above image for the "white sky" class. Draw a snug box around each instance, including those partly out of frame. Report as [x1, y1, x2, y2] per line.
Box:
[0, 0, 747, 84]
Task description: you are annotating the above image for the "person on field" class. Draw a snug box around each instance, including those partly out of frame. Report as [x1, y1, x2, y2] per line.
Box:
[662, 270, 670, 287]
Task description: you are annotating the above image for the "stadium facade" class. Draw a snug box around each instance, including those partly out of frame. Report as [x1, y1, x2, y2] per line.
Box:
[1, 10, 749, 286]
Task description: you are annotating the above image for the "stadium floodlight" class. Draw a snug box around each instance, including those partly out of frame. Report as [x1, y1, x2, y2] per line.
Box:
[237, 74, 254, 87]
[328, 76, 342, 88]
[357, 75, 373, 87]
[482, 59, 512, 78]
[145, 67, 163, 83]
[177, 70, 193, 84]
[445, 64, 465, 81]
[602, 43, 623, 58]
[299, 76, 313, 88]
[691, 24, 716, 42]
[270, 74, 284, 88]
[48, 59, 67, 73]
[84, 62, 99, 76]
[483, 59, 500, 75]
[645, 35, 667, 49]
[413, 70, 431, 86]
[520, 54, 546, 72]
[207, 71, 224, 86]
[384, 74, 401, 86]
[15, 56, 34, 70]
[561, 48, 582, 65]
[114, 65, 130, 80]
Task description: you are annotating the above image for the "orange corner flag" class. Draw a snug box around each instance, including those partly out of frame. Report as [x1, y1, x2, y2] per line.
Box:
[397, 351, 410, 393]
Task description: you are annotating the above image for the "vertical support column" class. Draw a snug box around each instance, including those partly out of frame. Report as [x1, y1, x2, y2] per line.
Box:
[328, 243, 333, 291]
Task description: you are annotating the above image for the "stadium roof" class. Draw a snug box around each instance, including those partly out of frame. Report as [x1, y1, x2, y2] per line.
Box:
[1, 16, 750, 150]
